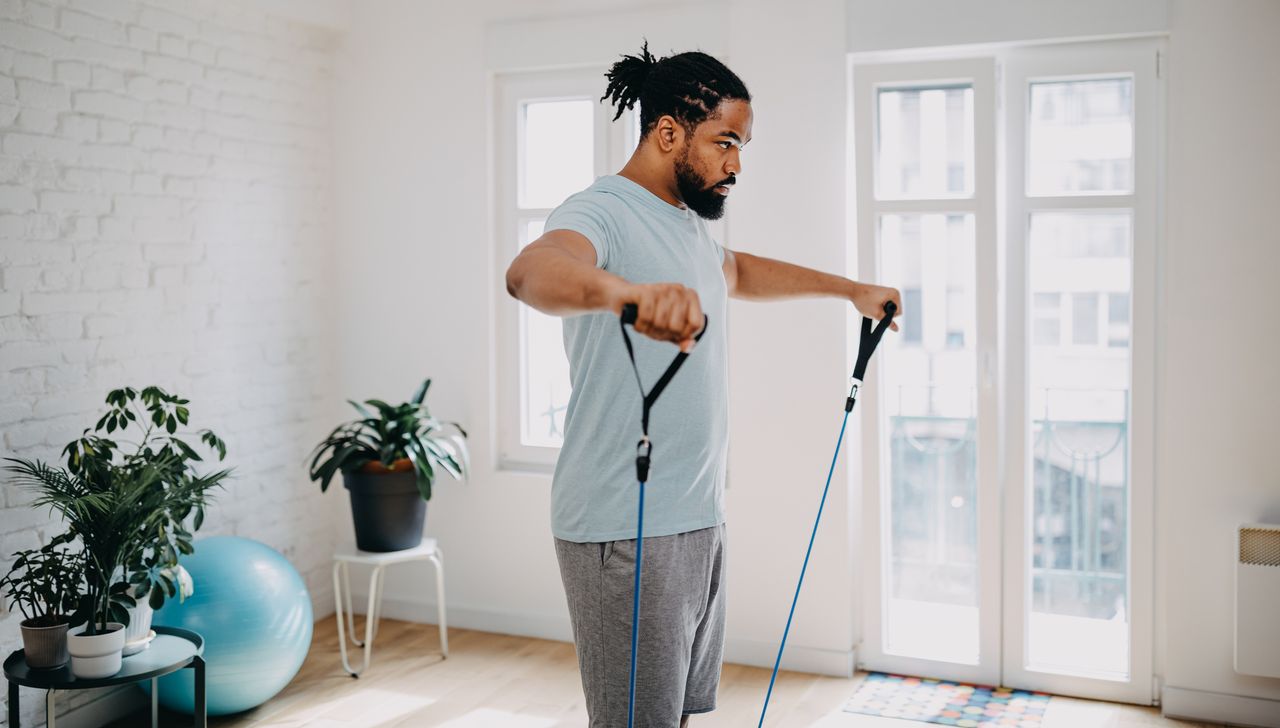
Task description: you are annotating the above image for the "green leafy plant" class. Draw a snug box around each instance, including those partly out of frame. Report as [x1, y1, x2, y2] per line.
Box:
[0, 544, 85, 627]
[308, 378, 470, 501]
[4, 386, 230, 635]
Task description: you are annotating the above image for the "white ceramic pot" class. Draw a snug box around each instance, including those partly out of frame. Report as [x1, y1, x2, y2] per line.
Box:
[125, 598, 153, 644]
[67, 622, 125, 679]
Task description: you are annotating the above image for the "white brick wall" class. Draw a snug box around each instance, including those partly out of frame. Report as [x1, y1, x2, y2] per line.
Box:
[0, 0, 345, 724]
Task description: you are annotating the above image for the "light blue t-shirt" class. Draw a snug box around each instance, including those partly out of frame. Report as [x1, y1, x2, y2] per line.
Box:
[546, 174, 728, 543]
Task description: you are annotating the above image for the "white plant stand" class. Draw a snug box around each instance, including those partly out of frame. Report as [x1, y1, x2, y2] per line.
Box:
[331, 538, 448, 677]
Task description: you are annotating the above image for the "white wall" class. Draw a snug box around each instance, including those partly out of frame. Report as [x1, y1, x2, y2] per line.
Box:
[846, 0, 1170, 53]
[1159, 0, 1280, 722]
[0, 0, 345, 724]
[331, 0, 581, 645]
[722, 0, 859, 674]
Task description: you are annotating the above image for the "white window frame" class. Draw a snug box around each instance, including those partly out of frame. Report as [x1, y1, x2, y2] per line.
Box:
[1001, 36, 1162, 705]
[852, 57, 1002, 688]
[493, 68, 637, 472]
[851, 35, 1163, 705]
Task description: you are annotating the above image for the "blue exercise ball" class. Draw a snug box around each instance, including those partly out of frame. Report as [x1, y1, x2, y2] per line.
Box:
[145, 536, 313, 716]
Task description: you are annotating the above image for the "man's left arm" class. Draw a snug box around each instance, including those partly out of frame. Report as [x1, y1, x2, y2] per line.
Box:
[722, 248, 902, 331]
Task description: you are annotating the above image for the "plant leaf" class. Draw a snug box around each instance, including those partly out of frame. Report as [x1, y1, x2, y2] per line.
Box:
[411, 379, 431, 405]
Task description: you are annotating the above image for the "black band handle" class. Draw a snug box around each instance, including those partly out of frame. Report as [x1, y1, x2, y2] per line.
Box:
[618, 303, 710, 478]
[852, 299, 896, 383]
[620, 303, 709, 349]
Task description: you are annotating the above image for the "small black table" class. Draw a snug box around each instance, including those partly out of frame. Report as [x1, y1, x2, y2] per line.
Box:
[4, 625, 205, 728]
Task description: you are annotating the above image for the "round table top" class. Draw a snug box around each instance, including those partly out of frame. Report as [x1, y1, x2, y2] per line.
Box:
[3, 625, 203, 689]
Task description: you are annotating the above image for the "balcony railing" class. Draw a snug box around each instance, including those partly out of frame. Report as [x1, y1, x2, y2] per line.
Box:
[887, 389, 1129, 619]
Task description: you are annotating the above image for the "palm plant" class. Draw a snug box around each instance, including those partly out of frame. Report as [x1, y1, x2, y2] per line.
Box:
[3, 386, 230, 635]
[308, 378, 469, 501]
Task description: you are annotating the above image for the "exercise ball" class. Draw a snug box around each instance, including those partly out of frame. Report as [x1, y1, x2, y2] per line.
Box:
[144, 536, 313, 716]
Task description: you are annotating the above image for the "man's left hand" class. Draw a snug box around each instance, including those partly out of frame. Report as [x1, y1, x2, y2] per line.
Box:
[851, 282, 902, 332]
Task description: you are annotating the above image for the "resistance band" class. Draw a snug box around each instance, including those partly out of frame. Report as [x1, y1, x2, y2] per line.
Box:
[757, 299, 896, 727]
[616, 299, 895, 728]
[618, 302, 708, 728]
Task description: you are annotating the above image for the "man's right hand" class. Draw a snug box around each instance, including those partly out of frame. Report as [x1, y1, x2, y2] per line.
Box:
[612, 282, 705, 353]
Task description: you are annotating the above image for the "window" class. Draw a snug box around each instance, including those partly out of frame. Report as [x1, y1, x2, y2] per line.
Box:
[1020, 72, 1143, 683]
[1027, 78, 1134, 196]
[853, 36, 1162, 702]
[495, 70, 639, 470]
[854, 57, 995, 673]
[876, 85, 974, 198]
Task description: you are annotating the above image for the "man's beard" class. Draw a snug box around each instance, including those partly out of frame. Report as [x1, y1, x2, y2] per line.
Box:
[675, 149, 733, 221]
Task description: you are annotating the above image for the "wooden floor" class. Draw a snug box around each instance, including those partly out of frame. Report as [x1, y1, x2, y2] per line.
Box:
[109, 616, 1224, 727]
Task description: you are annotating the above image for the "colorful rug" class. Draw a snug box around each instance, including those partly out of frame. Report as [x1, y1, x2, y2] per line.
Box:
[844, 672, 1051, 727]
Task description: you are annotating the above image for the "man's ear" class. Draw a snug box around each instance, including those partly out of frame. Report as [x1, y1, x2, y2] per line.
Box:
[654, 115, 685, 154]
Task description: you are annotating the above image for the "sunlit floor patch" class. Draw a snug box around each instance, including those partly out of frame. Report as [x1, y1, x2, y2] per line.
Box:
[432, 708, 559, 727]
[256, 687, 438, 726]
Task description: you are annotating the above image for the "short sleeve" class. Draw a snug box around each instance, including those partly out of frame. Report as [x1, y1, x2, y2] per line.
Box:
[697, 217, 726, 264]
[544, 192, 617, 270]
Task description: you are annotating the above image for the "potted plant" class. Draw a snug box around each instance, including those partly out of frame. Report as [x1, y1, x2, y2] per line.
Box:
[309, 378, 469, 552]
[4, 386, 229, 678]
[122, 563, 192, 655]
[0, 543, 85, 669]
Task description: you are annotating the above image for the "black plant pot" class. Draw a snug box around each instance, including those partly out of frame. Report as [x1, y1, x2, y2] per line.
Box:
[343, 461, 427, 552]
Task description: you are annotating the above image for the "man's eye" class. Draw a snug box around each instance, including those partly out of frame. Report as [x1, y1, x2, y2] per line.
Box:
[718, 141, 732, 149]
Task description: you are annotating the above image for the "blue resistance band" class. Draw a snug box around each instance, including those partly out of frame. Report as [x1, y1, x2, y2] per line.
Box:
[618, 303, 709, 728]
[617, 300, 895, 728]
[757, 299, 896, 727]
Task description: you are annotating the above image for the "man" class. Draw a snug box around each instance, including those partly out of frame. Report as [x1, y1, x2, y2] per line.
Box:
[505, 43, 901, 727]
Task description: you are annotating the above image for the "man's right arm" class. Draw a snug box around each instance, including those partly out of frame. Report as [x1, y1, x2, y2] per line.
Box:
[504, 229, 705, 352]
[505, 229, 624, 317]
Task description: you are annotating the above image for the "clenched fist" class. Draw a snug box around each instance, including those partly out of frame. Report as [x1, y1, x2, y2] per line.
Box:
[851, 282, 902, 332]
[613, 282, 706, 353]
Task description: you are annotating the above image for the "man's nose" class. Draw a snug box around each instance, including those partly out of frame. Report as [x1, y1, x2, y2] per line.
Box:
[726, 148, 741, 177]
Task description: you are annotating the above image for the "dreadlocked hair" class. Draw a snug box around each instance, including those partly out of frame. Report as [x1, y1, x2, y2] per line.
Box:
[601, 40, 751, 140]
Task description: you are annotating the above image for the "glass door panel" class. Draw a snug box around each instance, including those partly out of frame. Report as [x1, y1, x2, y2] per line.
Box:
[879, 213, 980, 665]
[1026, 210, 1133, 679]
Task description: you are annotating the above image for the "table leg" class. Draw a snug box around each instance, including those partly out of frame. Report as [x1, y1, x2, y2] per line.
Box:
[430, 548, 448, 657]
[9, 680, 19, 728]
[343, 561, 363, 648]
[370, 564, 386, 642]
[46, 688, 54, 728]
[360, 566, 381, 675]
[333, 561, 354, 675]
[151, 677, 158, 728]
[192, 656, 206, 728]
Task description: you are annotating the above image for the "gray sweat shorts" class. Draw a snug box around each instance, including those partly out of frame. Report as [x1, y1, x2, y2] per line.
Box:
[554, 523, 727, 727]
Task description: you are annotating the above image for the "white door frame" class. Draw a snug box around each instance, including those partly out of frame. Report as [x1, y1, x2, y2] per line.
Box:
[852, 37, 1163, 705]
[853, 57, 1002, 688]
[1000, 37, 1162, 704]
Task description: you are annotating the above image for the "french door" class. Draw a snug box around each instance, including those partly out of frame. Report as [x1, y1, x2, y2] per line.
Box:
[852, 37, 1161, 704]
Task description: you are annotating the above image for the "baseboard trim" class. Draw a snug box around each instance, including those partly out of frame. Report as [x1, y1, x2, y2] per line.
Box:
[1162, 685, 1280, 728]
[722, 637, 856, 678]
[374, 595, 574, 644]
[372, 596, 855, 678]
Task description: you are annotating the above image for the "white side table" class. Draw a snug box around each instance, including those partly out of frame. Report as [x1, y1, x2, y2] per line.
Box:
[332, 538, 448, 677]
